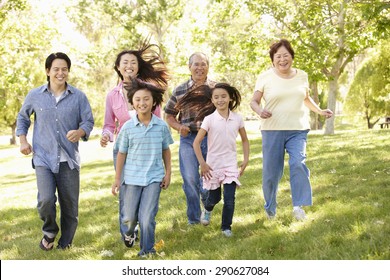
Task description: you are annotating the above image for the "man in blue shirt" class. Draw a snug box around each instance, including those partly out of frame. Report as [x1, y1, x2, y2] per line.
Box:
[16, 52, 94, 250]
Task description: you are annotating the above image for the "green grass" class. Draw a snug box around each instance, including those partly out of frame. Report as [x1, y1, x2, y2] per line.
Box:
[0, 126, 389, 260]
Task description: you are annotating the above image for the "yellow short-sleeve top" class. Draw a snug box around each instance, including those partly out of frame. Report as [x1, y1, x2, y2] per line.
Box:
[254, 68, 310, 130]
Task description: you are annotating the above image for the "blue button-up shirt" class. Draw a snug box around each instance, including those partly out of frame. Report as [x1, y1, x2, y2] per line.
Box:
[16, 83, 94, 173]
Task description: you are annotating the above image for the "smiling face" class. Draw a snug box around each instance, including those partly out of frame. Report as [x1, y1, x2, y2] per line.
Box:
[118, 53, 139, 82]
[189, 54, 209, 84]
[211, 88, 232, 111]
[46, 58, 69, 88]
[272, 46, 293, 74]
[131, 88, 155, 116]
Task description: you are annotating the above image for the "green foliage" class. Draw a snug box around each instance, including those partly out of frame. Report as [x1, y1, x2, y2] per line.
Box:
[0, 128, 389, 259]
[1, 0, 390, 140]
[345, 41, 390, 128]
[191, 0, 270, 115]
[0, 0, 27, 25]
[0, 4, 57, 142]
[245, 0, 390, 134]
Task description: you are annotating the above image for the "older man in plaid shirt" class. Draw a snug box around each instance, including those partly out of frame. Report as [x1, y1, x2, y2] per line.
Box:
[164, 52, 216, 225]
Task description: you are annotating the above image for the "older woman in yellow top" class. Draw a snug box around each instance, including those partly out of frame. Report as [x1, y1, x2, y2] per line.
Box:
[250, 39, 333, 220]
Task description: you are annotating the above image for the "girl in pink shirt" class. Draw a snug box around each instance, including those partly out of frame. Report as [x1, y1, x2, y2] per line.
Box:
[100, 41, 169, 243]
[193, 83, 250, 237]
[101, 42, 168, 145]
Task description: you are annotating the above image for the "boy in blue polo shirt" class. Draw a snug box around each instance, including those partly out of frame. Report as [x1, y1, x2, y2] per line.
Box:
[111, 78, 173, 257]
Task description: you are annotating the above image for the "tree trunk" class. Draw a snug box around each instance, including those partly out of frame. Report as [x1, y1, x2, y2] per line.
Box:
[324, 79, 338, 135]
[10, 122, 17, 145]
[310, 82, 319, 130]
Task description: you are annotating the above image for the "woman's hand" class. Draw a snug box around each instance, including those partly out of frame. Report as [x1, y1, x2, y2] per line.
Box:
[260, 108, 272, 119]
[100, 133, 110, 147]
[321, 109, 333, 119]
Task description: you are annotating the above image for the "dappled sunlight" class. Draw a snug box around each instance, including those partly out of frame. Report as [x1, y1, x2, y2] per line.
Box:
[79, 188, 111, 201]
[0, 184, 37, 210]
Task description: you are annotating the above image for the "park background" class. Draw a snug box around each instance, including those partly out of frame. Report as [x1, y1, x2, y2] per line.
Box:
[0, 0, 389, 261]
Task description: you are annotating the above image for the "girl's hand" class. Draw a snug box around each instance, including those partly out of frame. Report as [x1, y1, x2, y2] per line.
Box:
[239, 160, 249, 176]
[200, 162, 213, 180]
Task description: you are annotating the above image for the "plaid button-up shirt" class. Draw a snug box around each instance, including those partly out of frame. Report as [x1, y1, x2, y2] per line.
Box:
[164, 77, 216, 131]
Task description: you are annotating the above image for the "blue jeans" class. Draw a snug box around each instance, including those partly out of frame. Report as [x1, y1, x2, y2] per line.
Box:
[261, 130, 312, 216]
[113, 149, 127, 238]
[203, 183, 237, 231]
[35, 162, 80, 248]
[179, 133, 208, 224]
[121, 182, 161, 255]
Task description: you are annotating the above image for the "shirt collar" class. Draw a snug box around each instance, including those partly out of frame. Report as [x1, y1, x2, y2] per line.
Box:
[215, 109, 233, 120]
[188, 77, 209, 88]
[43, 83, 71, 95]
[134, 114, 157, 127]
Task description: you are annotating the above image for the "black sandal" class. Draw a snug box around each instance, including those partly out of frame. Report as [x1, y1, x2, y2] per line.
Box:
[39, 235, 55, 251]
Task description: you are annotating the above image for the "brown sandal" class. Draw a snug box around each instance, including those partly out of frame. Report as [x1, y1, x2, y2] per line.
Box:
[39, 235, 55, 251]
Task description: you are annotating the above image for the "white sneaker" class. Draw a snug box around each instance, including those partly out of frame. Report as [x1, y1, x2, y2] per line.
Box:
[293, 207, 306, 221]
[201, 210, 212, 226]
[222, 229, 232, 237]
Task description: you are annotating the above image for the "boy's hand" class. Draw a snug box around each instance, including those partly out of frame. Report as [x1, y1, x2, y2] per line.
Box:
[111, 180, 121, 195]
[161, 175, 171, 190]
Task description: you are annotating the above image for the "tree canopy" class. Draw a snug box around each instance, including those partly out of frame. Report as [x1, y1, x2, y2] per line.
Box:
[0, 0, 389, 143]
[345, 40, 390, 128]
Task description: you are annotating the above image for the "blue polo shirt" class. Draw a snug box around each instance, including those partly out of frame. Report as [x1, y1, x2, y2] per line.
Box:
[116, 114, 174, 186]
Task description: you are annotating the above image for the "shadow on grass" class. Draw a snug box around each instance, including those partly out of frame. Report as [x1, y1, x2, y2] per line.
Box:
[0, 173, 37, 188]
[1, 129, 389, 260]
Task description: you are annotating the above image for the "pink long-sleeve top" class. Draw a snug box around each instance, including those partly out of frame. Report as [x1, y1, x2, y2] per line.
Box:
[102, 81, 161, 142]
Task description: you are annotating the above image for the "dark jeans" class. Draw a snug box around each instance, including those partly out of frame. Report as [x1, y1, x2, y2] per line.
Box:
[35, 162, 80, 248]
[203, 182, 236, 231]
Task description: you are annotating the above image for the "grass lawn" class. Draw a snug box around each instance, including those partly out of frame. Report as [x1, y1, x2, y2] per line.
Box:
[0, 123, 389, 260]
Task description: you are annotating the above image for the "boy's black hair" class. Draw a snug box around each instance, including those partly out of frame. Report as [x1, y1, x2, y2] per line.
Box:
[125, 78, 164, 112]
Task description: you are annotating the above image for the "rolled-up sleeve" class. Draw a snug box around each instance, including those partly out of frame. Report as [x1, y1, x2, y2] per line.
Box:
[79, 92, 94, 141]
[102, 92, 116, 142]
[16, 93, 34, 137]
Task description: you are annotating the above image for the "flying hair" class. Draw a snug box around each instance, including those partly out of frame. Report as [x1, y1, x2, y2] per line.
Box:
[175, 85, 216, 123]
